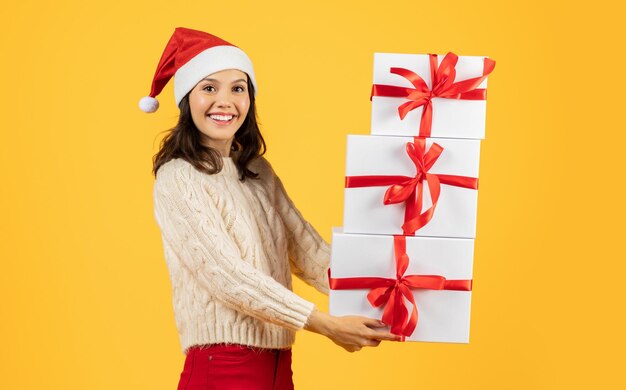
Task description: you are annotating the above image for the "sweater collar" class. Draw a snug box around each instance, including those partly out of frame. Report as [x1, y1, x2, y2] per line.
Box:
[220, 155, 240, 179]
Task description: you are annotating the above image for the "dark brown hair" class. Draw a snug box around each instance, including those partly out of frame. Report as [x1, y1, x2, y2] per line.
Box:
[152, 77, 266, 180]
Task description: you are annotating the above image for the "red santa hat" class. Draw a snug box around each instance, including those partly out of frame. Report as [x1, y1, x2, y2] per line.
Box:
[139, 27, 257, 113]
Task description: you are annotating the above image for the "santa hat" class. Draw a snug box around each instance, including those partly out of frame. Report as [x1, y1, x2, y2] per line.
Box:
[139, 27, 257, 113]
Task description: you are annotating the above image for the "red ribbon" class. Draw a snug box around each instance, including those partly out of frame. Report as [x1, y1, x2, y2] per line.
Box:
[371, 52, 496, 137]
[345, 137, 477, 235]
[329, 235, 472, 339]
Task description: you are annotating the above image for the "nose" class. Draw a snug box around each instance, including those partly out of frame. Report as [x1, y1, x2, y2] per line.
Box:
[215, 88, 233, 108]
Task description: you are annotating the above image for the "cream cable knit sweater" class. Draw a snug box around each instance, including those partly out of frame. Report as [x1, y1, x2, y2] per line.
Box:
[153, 156, 330, 354]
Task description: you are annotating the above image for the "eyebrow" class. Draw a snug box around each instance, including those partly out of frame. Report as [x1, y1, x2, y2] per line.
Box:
[200, 77, 247, 84]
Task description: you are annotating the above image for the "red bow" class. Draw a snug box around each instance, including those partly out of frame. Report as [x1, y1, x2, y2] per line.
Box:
[329, 236, 472, 339]
[371, 52, 496, 137]
[345, 137, 478, 235]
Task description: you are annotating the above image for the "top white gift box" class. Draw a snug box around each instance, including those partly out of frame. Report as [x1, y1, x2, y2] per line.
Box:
[371, 52, 495, 139]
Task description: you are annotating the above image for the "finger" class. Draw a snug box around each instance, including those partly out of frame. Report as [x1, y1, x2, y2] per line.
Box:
[359, 338, 379, 347]
[365, 339, 381, 347]
[370, 330, 402, 341]
[362, 317, 387, 328]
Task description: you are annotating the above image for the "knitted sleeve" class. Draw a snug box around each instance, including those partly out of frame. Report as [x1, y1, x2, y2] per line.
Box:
[153, 163, 315, 331]
[266, 163, 331, 295]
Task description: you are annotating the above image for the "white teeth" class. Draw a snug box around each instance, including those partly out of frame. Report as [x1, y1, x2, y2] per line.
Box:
[209, 114, 234, 121]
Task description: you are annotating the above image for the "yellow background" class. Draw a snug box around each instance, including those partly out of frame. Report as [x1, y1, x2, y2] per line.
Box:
[1, 0, 624, 388]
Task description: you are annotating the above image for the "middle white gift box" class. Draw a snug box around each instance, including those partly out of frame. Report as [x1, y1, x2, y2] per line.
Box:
[329, 229, 474, 343]
[343, 134, 481, 238]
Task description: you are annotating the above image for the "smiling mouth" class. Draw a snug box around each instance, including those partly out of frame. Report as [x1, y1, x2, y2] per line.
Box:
[208, 114, 235, 123]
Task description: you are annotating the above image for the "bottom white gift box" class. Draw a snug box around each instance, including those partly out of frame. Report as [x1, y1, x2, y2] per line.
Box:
[329, 229, 475, 343]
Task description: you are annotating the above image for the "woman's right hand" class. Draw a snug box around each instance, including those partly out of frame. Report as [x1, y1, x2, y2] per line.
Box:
[304, 308, 401, 352]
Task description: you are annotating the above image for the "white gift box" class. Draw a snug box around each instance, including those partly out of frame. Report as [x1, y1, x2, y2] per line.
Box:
[371, 52, 492, 139]
[329, 229, 474, 343]
[343, 135, 480, 238]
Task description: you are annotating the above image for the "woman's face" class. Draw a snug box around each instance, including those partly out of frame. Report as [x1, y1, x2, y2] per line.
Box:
[188, 69, 250, 153]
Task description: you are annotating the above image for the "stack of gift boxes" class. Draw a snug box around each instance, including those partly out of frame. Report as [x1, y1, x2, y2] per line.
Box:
[329, 52, 495, 343]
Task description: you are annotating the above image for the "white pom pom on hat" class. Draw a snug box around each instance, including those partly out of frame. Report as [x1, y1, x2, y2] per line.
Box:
[139, 27, 257, 113]
[139, 96, 159, 113]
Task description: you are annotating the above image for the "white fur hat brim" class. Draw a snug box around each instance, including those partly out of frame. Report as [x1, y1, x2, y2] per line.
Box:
[174, 45, 257, 107]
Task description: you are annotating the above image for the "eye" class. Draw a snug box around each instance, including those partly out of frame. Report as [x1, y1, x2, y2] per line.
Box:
[233, 85, 246, 93]
[202, 85, 216, 92]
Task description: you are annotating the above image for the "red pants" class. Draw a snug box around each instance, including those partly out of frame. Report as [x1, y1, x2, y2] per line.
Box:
[177, 344, 295, 390]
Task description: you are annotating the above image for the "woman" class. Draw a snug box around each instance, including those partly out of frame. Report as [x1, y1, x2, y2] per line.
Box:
[141, 27, 398, 390]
